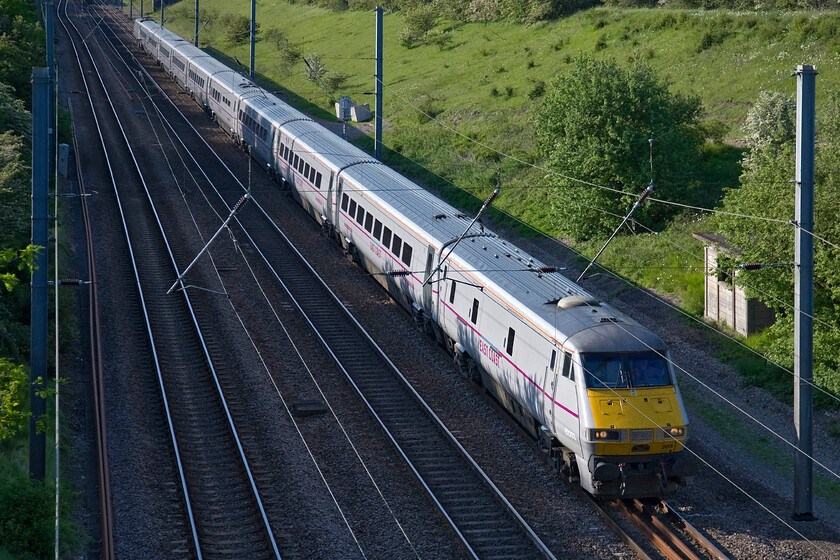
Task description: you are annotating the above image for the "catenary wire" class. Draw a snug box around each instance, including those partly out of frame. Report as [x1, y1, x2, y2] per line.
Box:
[99, 19, 375, 555]
[113, 27, 423, 554]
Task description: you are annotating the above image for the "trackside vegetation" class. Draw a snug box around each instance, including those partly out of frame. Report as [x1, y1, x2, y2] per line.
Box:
[156, 0, 840, 410]
[0, 0, 83, 557]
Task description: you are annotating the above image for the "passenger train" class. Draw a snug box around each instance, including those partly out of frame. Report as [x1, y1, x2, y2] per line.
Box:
[134, 19, 694, 498]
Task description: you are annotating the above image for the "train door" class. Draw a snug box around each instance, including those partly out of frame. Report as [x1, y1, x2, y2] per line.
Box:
[542, 348, 558, 426]
[334, 177, 345, 237]
[552, 351, 580, 446]
[422, 245, 435, 315]
[326, 171, 336, 224]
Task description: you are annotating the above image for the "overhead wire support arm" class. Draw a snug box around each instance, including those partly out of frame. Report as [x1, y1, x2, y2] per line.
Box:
[167, 192, 250, 294]
[577, 138, 655, 283]
[423, 186, 500, 286]
[576, 181, 653, 283]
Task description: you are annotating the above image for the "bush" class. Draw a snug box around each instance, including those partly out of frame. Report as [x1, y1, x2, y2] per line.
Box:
[324, 72, 349, 92]
[0, 473, 53, 559]
[225, 15, 257, 45]
[535, 55, 704, 240]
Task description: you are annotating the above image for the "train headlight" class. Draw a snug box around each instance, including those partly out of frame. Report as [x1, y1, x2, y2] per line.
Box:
[589, 429, 621, 441]
[657, 426, 686, 440]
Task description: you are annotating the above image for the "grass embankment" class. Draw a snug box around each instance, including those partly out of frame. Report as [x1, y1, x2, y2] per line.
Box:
[146, 2, 840, 444]
[152, 2, 840, 299]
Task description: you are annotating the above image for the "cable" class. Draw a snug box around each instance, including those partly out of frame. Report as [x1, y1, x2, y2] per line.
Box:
[380, 79, 790, 220]
[364, 134, 840, 406]
[110, 28, 420, 554]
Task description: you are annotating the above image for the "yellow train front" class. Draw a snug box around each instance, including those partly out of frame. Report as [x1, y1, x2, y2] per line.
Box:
[568, 339, 695, 498]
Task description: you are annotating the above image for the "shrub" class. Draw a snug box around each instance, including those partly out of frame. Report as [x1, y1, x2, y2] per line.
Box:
[528, 79, 546, 100]
[303, 53, 327, 84]
[324, 72, 349, 92]
[225, 15, 257, 45]
[0, 473, 53, 559]
[594, 33, 607, 51]
[425, 29, 453, 51]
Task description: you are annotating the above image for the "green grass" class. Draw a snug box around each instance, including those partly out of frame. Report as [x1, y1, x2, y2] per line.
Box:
[681, 383, 840, 506]
[144, 1, 840, 406]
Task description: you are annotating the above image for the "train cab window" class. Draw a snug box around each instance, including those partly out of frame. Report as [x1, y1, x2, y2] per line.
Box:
[348, 199, 357, 217]
[364, 213, 374, 233]
[382, 226, 392, 248]
[373, 219, 382, 239]
[356, 206, 365, 225]
[561, 351, 574, 381]
[506, 328, 516, 356]
[402, 244, 412, 266]
[315, 172, 322, 189]
[550, 349, 557, 370]
[470, 298, 479, 324]
[449, 280, 456, 304]
[391, 234, 402, 257]
[341, 193, 349, 212]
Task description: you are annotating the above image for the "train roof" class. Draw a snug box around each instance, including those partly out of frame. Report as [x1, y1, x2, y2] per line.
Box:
[285, 120, 375, 170]
[240, 91, 311, 126]
[142, 21, 666, 354]
[340, 162, 665, 352]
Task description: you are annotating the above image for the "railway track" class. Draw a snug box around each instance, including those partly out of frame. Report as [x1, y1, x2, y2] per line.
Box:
[59, 2, 282, 558]
[605, 498, 730, 560]
[91, 6, 559, 559]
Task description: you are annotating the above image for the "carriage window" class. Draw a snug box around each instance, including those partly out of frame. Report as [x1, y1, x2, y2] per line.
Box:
[402, 244, 413, 266]
[356, 206, 365, 225]
[303, 162, 310, 178]
[284, 145, 290, 160]
[471, 298, 479, 324]
[562, 351, 573, 381]
[449, 280, 456, 304]
[315, 172, 322, 189]
[506, 328, 516, 356]
[309, 166, 316, 183]
[364, 213, 374, 233]
[348, 199, 356, 216]
[279, 143, 285, 158]
[341, 193, 349, 211]
[293, 154, 299, 170]
[382, 226, 392, 248]
[391, 234, 402, 256]
[550, 349, 557, 370]
[373, 219, 382, 239]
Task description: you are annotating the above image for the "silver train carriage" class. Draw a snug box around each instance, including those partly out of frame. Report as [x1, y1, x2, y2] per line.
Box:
[134, 18, 695, 498]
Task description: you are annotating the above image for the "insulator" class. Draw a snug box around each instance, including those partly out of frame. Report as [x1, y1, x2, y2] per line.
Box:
[741, 262, 763, 270]
[537, 266, 556, 273]
[388, 270, 411, 277]
[59, 279, 84, 285]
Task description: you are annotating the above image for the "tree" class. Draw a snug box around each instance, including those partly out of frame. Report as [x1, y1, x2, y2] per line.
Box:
[303, 53, 327, 84]
[714, 91, 840, 399]
[0, 357, 27, 441]
[323, 72, 350, 93]
[534, 55, 704, 240]
[225, 15, 258, 45]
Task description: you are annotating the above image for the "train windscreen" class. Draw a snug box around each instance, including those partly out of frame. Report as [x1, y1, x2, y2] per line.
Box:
[581, 352, 671, 389]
